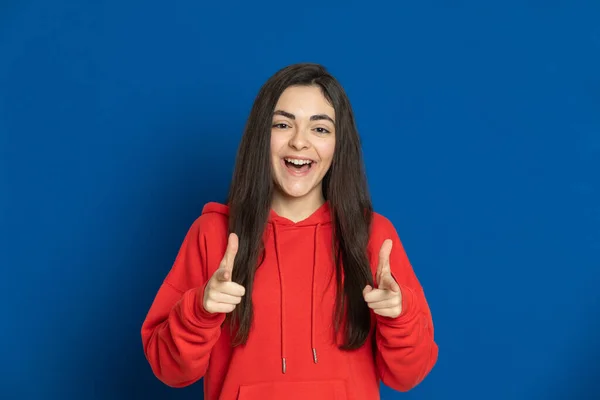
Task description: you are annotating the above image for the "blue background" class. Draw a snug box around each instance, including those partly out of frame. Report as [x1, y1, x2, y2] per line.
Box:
[1, 1, 598, 399]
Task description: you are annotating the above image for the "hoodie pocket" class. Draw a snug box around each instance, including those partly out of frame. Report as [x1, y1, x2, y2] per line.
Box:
[237, 379, 348, 400]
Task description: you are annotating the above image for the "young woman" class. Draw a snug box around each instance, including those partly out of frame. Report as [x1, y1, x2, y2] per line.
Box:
[141, 63, 438, 399]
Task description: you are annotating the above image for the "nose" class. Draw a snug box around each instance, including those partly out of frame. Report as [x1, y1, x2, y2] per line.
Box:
[288, 125, 310, 150]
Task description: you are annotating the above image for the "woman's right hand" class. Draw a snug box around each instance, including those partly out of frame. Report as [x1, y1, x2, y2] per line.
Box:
[202, 233, 246, 314]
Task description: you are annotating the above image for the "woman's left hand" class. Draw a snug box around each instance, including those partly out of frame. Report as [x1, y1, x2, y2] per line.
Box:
[363, 239, 403, 318]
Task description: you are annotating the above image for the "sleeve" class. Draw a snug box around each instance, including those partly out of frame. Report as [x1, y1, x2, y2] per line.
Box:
[140, 217, 226, 388]
[373, 217, 439, 392]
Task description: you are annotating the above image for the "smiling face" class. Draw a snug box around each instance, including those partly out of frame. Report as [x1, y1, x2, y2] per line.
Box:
[270, 85, 336, 208]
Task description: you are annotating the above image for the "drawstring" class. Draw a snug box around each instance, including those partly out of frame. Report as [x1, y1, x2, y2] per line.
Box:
[311, 224, 320, 364]
[271, 223, 287, 374]
[271, 221, 322, 374]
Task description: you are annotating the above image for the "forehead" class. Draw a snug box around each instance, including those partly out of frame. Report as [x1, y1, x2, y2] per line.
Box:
[275, 85, 334, 114]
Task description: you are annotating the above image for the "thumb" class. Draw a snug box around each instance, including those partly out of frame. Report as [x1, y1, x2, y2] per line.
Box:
[218, 233, 239, 281]
[376, 239, 393, 284]
[215, 268, 231, 282]
[379, 272, 400, 293]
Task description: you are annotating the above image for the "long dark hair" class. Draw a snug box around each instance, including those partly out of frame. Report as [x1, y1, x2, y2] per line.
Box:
[227, 63, 374, 350]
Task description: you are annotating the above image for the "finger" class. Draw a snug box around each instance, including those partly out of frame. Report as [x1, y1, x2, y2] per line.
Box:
[366, 296, 401, 310]
[364, 287, 397, 303]
[221, 233, 239, 272]
[377, 239, 393, 284]
[379, 273, 400, 293]
[217, 281, 246, 297]
[206, 290, 243, 305]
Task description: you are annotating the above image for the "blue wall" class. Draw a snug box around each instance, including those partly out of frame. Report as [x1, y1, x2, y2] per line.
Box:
[1, 1, 598, 399]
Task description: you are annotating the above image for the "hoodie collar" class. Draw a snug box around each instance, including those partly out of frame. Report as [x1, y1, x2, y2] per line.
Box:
[268, 201, 331, 227]
[201, 200, 332, 227]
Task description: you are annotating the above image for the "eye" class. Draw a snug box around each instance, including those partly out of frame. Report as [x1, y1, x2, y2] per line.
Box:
[314, 127, 331, 134]
[273, 123, 290, 129]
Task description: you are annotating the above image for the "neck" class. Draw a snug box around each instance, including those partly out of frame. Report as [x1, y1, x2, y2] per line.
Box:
[271, 188, 325, 223]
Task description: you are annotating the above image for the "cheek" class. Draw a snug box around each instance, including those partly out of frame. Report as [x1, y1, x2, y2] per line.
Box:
[318, 140, 336, 164]
[270, 134, 283, 156]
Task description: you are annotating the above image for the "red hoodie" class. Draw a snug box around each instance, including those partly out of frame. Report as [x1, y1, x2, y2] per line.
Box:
[141, 202, 438, 399]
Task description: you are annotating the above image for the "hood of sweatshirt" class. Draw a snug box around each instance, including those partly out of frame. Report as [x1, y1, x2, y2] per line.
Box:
[201, 201, 332, 374]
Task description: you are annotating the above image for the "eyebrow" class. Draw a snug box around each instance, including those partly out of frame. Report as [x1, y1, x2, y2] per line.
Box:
[273, 110, 335, 124]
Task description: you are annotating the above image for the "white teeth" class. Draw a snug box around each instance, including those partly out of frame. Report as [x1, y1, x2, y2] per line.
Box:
[285, 158, 312, 165]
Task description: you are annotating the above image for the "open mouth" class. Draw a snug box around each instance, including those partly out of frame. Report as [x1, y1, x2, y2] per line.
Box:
[283, 157, 314, 173]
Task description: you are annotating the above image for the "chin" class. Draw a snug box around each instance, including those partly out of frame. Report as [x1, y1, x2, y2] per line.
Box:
[277, 183, 317, 199]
